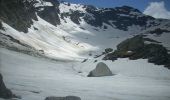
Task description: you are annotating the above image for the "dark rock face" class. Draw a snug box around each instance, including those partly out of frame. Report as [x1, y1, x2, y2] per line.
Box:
[45, 96, 81, 100]
[88, 62, 113, 77]
[149, 28, 170, 35]
[61, 10, 84, 25]
[0, 73, 13, 99]
[83, 5, 156, 31]
[144, 44, 169, 65]
[37, 6, 60, 25]
[0, 0, 37, 33]
[103, 35, 170, 69]
[70, 10, 84, 24]
[37, 0, 60, 26]
[0, 21, 3, 30]
[117, 35, 145, 52]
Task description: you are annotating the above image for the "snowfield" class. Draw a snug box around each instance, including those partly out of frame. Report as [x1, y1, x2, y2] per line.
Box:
[1, 48, 170, 100]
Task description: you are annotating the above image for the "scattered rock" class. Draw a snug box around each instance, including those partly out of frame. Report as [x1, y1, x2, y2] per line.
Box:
[81, 59, 88, 63]
[88, 62, 113, 77]
[94, 52, 105, 58]
[45, 96, 81, 100]
[94, 60, 97, 63]
[88, 52, 92, 56]
[79, 27, 85, 30]
[30, 90, 40, 94]
[103, 25, 107, 29]
[78, 71, 82, 73]
[33, 27, 38, 30]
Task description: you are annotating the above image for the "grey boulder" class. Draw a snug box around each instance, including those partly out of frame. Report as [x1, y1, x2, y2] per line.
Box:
[45, 96, 81, 100]
[88, 62, 113, 77]
[0, 73, 13, 99]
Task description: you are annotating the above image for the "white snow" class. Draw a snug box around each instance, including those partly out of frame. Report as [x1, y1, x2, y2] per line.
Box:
[59, 2, 86, 13]
[1, 48, 170, 100]
[34, 0, 53, 7]
[58, 17, 135, 55]
[118, 14, 130, 17]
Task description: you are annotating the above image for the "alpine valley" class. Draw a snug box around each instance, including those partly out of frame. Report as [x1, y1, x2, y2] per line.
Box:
[0, 0, 170, 100]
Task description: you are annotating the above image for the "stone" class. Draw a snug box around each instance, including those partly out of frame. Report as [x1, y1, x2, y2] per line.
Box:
[88, 62, 113, 77]
[0, 73, 13, 99]
[45, 96, 81, 100]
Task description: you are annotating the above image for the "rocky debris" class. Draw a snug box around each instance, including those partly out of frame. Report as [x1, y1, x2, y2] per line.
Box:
[88, 62, 113, 77]
[0, 73, 14, 99]
[45, 96, 81, 100]
[149, 28, 170, 35]
[103, 35, 170, 69]
[81, 59, 88, 63]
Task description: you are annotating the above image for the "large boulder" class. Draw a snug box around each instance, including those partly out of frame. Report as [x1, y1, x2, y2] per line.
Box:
[88, 62, 113, 77]
[45, 96, 81, 100]
[0, 73, 13, 99]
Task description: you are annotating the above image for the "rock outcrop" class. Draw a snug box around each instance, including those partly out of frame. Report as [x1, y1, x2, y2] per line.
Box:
[103, 35, 170, 69]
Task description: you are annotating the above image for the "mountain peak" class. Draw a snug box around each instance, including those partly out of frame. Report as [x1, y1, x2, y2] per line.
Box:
[115, 5, 141, 14]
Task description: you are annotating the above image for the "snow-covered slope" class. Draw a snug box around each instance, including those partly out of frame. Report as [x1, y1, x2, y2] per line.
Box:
[1, 47, 170, 100]
[0, 15, 97, 60]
